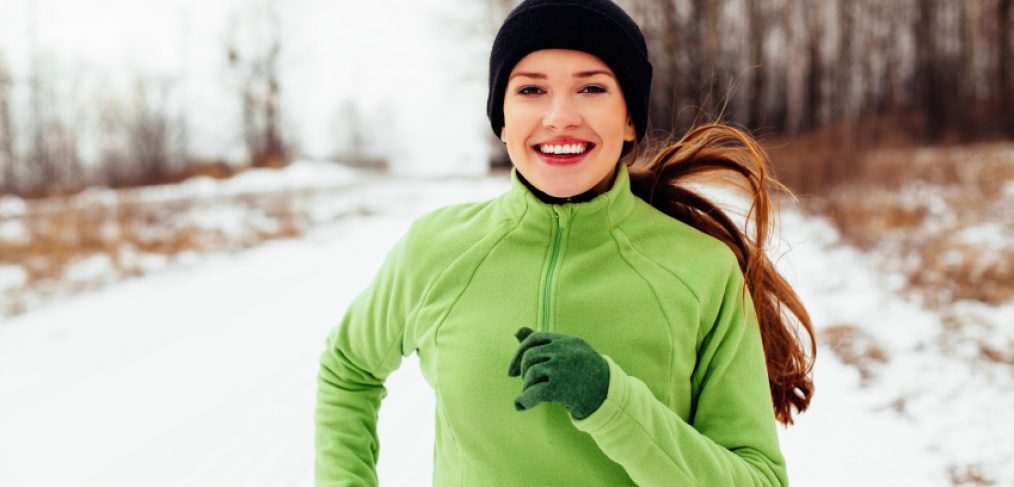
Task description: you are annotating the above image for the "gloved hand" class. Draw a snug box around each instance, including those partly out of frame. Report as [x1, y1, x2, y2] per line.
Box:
[507, 327, 609, 420]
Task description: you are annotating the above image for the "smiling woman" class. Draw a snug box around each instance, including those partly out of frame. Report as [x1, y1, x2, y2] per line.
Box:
[315, 0, 815, 485]
[500, 50, 635, 198]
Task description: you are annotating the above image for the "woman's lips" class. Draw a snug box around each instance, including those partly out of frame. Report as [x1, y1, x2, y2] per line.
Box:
[533, 143, 595, 166]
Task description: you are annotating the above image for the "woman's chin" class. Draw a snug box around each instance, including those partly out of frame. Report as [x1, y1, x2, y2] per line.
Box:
[538, 181, 592, 198]
[518, 165, 595, 197]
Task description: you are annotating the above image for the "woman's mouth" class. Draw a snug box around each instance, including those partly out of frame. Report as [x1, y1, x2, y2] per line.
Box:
[532, 142, 595, 166]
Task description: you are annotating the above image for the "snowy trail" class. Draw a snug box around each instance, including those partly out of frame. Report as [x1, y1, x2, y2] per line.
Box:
[0, 213, 442, 486]
[0, 177, 1008, 486]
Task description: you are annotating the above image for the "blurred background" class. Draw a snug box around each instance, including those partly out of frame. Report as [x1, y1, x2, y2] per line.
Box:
[0, 0, 1011, 485]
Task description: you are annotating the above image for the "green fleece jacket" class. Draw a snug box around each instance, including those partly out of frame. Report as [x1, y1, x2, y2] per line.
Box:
[316, 162, 788, 486]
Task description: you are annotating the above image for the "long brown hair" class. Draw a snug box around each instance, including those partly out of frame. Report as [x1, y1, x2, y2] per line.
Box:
[623, 123, 816, 426]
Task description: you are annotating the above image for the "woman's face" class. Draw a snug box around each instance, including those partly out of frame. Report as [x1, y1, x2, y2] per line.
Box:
[501, 49, 635, 198]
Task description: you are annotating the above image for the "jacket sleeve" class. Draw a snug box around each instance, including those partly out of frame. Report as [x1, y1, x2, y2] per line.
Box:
[570, 259, 788, 486]
[315, 227, 425, 487]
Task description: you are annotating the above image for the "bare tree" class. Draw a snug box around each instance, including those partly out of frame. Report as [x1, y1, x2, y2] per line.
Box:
[0, 55, 18, 196]
[97, 96, 133, 189]
[25, 63, 84, 197]
[746, 0, 769, 131]
[999, 0, 1013, 136]
[834, 0, 855, 122]
[688, 0, 722, 121]
[802, 0, 825, 132]
[631, 0, 684, 137]
[127, 79, 176, 185]
[913, 0, 942, 139]
[227, 0, 288, 169]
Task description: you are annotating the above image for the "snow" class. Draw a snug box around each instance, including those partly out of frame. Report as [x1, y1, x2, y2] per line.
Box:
[0, 179, 493, 486]
[0, 161, 515, 319]
[0, 196, 27, 218]
[1, 171, 1012, 486]
[61, 253, 114, 283]
[770, 210, 1014, 486]
[0, 219, 27, 244]
[956, 222, 1012, 252]
[0, 266, 27, 290]
[71, 159, 365, 207]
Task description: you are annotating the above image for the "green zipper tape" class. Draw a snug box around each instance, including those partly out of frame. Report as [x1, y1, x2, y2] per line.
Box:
[542, 210, 564, 332]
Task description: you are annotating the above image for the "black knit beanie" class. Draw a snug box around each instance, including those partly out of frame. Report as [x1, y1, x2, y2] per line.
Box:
[487, 0, 653, 143]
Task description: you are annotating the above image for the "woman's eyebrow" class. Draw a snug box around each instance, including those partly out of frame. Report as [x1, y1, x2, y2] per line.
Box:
[509, 72, 548, 81]
[573, 69, 615, 79]
[508, 70, 616, 81]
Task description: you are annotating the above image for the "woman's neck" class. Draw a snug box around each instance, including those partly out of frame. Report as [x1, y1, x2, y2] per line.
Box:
[516, 171, 603, 204]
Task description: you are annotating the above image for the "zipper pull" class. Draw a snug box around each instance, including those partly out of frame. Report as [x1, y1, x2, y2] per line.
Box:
[553, 205, 571, 229]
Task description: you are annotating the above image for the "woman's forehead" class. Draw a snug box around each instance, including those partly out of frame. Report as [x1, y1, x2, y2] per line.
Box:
[513, 49, 611, 71]
[509, 49, 615, 80]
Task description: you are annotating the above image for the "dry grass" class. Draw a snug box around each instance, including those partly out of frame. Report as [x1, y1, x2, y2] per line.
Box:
[0, 189, 316, 317]
[938, 311, 1014, 367]
[804, 142, 1014, 308]
[948, 464, 996, 486]
[765, 115, 1012, 307]
[762, 111, 929, 196]
[166, 159, 242, 183]
[820, 323, 889, 386]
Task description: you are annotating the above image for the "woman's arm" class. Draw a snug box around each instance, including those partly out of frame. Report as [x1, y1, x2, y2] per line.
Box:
[315, 230, 420, 487]
[571, 261, 788, 487]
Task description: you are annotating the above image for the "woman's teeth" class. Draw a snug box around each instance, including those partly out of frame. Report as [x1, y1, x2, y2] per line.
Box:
[538, 143, 588, 155]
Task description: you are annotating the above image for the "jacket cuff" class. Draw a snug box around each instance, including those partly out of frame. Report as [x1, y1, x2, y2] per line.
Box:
[570, 354, 629, 434]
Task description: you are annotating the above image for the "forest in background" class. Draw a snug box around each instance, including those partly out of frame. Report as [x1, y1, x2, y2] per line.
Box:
[0, 1, 292, 199]
[637, 0, 1014, 194]
[487, 0, 1014, 194]
[2, 0, 1012, 198]
[0, 0, 1011, 315]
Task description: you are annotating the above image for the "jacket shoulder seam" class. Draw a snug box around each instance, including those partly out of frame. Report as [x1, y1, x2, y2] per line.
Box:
[607, 228, 677, 409]
[426, 216, 523, 340]
[372, 201, 503, 368]
[614, 224, 703, 306]
[405, 200, 501, 314]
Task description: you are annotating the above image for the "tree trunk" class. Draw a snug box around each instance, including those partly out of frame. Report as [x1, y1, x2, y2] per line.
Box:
[999, 0, 1013, 136]
[915, 0, 943, 140]
[747, 0, 767, 131]
[803, 2, 822, 132]
[0, 62, 16, 195]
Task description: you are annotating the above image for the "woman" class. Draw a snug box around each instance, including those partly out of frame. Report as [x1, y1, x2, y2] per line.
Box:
[316, 0, 815, 485]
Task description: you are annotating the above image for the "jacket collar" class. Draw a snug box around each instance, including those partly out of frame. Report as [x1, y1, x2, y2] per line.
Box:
[500, 162, 638, 230]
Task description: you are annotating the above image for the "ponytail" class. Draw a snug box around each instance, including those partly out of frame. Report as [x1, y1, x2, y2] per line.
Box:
[624, 123, 816, 425]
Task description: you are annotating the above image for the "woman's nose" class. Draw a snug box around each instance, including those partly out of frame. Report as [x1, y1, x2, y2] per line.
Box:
[542, 95, 581, 130]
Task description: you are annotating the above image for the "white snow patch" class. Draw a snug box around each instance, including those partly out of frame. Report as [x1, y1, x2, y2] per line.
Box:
[0, 219, 29, 244]
[0, 195, 27, 218]
[956, 221, 1012, 251]
[63, 254, 114, 283]
[0, 265, 28, 289]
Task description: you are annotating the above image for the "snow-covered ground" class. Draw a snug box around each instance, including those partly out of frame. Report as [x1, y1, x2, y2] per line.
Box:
[1, 165, 1012, 486]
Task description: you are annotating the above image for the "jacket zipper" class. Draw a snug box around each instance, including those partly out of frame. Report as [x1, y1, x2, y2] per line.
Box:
[542, 209, 565, 332]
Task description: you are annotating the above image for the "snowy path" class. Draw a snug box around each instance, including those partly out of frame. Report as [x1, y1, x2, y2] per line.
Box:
[1, 177, 1009, 486]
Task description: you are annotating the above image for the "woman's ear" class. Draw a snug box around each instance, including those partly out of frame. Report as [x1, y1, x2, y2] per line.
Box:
[624, 116, 636, 142]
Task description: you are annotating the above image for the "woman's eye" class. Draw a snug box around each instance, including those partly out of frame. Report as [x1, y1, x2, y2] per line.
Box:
[581, 85, 607, 94]
[518, 86, 544, 95]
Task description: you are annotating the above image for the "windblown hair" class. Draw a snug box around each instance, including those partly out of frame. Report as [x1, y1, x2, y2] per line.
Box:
[622, 123, 816, 425]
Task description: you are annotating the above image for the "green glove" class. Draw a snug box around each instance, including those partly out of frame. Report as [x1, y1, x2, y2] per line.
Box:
[507, 327, 609, 420]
